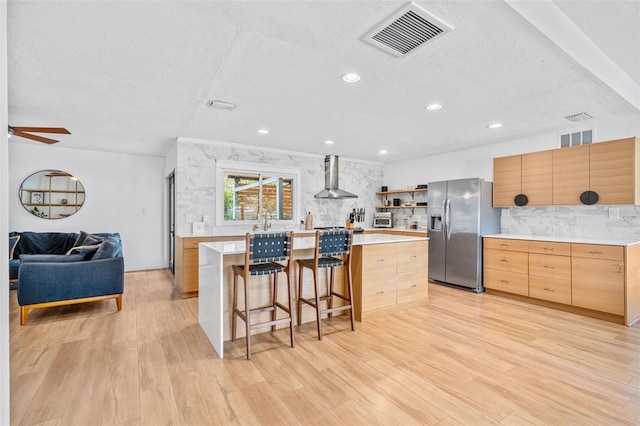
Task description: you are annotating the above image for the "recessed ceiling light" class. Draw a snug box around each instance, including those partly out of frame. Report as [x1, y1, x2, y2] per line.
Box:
[425, 103, 442, 111]
[379, 149, 388, 155]
[324, 140, 334, 145]
[257, 129, 269, 135]
[487, 123, 503, 129]
[342, 73, 361, 83]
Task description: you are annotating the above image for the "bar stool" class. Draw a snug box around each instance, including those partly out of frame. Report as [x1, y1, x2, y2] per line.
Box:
[232, 231, 295, 360]
[297, 229, 355, 340]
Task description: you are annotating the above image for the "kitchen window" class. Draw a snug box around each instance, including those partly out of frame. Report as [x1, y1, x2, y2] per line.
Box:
[215, 160, 300, 226]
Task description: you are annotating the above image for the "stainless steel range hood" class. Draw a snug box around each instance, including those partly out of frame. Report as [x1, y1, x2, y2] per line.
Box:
[314, 155, 358, 199]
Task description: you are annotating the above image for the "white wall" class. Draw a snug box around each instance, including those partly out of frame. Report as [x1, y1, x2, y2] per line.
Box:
[1, 1, 10, 422]
[9, 143, 166, 271]
[384, 114, 640, 186]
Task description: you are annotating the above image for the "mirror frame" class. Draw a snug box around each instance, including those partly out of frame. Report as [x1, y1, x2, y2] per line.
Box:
[19, 169, 85, 219]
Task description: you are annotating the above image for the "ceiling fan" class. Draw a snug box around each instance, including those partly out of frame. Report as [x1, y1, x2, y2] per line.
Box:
[8, 126, 71, 144]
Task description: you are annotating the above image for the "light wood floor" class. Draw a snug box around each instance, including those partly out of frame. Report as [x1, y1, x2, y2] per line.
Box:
[9, 269, 640, 425]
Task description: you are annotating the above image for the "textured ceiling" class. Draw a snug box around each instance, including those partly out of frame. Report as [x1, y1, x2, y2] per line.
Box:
[7, 0, 640, 163]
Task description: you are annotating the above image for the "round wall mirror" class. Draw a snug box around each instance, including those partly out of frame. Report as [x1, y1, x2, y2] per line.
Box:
[19, 170, 85, 219]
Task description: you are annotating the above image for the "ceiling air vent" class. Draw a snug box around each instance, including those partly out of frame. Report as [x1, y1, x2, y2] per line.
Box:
[206, 99, 237, 110]
[564, 112, 593, 122]
[362, 2, 454, 58]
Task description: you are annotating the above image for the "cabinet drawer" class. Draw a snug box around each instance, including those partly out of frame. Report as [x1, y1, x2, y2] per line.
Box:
[484, 248, 528, 274]
[484, 238, 529, 252]
[528, 253, 571, 280]
[571, 244, 624, 261]
[529, 276, 571, 305]
[361, 281, 396, 312]
[183, 237, 215, 249]
[397, 278, 427, 304]
[397, 245, 428, 274]
[528, 241, 571, 256]
[361, 245, 396, 274]
[484, 268, 528, 296]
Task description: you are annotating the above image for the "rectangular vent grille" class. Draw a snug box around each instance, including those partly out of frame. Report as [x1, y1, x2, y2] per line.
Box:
[560, 129, 593, 148]
[363, 2, 453, 57]
[564, 112, 593, 122]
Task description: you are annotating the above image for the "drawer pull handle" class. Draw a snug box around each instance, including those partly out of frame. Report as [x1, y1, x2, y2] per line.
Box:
[589, 250, 602, 254]
[543, 288, 555, 292]
[543, 247, 554, 251]
[409, 284, 417, 288]
[500, 280, 509, 284]
[500, 244, 509, 248]
[618, 264, 623, 273]
[544, 265, 555, 269]
[500, 258, 509, 263]
[376, 291, 385, 295]
[377, 259, 385, 263]
[410, 255, 417, 259]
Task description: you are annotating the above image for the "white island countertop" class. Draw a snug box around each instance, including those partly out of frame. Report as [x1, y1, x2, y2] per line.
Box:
[201, 233, 427, 255]
[484, 233, 640, 247]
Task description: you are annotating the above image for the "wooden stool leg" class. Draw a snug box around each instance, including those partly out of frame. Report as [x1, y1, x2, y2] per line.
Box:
[327, 267, 334, 319]
[346, 265, 355, 332]
[297, 265, 304, 326]
[243, 277, 252, 360]
[313, 269, 323, 340]
[271, 273, 278, 332]
[286, 270, 295, 348]
[232, 273, 239, 341]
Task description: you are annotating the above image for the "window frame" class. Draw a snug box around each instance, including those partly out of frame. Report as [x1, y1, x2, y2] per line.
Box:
[215, 160, 301, 227]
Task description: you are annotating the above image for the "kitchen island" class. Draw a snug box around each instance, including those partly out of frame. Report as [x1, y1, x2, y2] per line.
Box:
[199, 233, 428, 358]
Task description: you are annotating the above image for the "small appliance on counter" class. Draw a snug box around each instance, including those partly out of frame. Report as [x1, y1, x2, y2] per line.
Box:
[373, 212, 393, 228]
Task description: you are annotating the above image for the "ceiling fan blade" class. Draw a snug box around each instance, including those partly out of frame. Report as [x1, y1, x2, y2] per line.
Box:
[12, 130, 59, 144]
[10, 126, 71, 134]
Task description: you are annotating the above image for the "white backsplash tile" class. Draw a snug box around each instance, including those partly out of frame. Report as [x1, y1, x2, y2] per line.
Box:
[501, 205, 640, 242]
[175, 140, 383, 235]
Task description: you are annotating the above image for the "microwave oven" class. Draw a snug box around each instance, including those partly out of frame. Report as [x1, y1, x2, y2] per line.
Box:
[373, 212, 393, 228]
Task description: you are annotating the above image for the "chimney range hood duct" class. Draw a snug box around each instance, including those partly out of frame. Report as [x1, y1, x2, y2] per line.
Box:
[314, 155, 358, 199]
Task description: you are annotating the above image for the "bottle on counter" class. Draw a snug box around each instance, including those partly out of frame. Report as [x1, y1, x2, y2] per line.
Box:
[305, 212, 313, 230]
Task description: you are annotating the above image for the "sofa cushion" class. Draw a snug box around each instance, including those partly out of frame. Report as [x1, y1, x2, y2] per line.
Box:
[66, 244, 101, 257]
[20, 254, 87, 263]
[9, 259, 20, 280]
[12, 232, 77, 257]
[72, 231, 104, 248]
[9, 235, 20, 259]
[91, 234, 122, 260]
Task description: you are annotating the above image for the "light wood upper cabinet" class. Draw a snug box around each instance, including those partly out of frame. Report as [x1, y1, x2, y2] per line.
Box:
[493, 151, 552, 207]
[493, 154, 521, 207]
[521, 151, 553, 206]
[494, 136, 640, 206]
[552, 144, 590, 205]
[589, 137, 638, 204]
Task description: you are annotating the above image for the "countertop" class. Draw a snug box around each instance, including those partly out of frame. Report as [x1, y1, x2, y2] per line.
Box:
[177, 227, 427, 238]
[201, 233, 428, 255]
[484, 233, 640, 247]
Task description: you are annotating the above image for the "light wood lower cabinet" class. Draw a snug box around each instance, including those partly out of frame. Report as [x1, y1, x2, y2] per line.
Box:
[352, 240, 428, 320]
[571, 244, 624, 315]
[483, 238, 529, 296]
[175, 235, 242, 298]
[483, 237, 640, 326]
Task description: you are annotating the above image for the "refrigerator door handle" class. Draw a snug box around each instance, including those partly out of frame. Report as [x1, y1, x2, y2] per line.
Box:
[445, 199, 452, 241]
[441, 199, 447, 242]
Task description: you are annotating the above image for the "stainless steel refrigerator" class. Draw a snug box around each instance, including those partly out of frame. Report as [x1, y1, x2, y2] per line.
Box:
[427, 178, 500, 292]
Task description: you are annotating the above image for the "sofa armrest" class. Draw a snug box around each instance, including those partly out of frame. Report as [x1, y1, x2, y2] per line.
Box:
[17, 256, 124, 306]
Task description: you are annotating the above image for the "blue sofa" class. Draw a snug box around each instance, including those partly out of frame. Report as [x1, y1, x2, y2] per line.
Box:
[9, 231, 124, 325]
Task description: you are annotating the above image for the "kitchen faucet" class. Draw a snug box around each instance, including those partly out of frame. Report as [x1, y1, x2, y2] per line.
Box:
[262, 211, 272, 231]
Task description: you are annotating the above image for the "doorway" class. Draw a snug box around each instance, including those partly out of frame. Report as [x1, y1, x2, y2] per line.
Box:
[168, 171, 175, 275]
